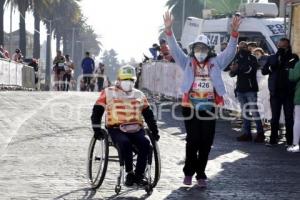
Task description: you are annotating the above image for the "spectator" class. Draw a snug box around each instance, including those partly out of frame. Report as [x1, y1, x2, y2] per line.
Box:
[159, 38, 174, 62]
[288, 61, 300, 152]
[53, 50, 65, 91]
[149, 43, 160, 60]
[253, 47, 268, 69]
[63, 55, 75, 91]
[262, 38, 299, 146]
[0, 45, 9, 59]
[12, 48, 23, 63]
[247, 42, 258, 53]
[229, 41, 265, 142]
[94, 62, 105, 92]
[81, 51, 95, 92]
[28, 58, 39, 85]
[134, 63, 142, 89]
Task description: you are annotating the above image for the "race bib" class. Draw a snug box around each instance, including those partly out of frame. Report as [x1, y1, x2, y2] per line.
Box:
[189, 76, 215, 110]
[192, 77, 214, 93]
[58, 62, 65, 67]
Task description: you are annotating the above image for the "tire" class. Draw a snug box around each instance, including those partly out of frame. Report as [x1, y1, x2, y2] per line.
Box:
[87, 131, 109, 189]
[145, 129, 161, 189]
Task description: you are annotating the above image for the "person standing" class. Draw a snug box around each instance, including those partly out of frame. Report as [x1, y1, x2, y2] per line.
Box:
[253, 48, 268, 69]
[262, 38, 299, 146]
[63, 55, 75, 91]
[81, 51, 95, 91]
[12, 48, 23, 63]
[94, 62, 105, 92]
[53, 50, 65, 91]
[229, 41, 265, 142]
[164, 11, 241, 187]
[287, 61, 300, 152]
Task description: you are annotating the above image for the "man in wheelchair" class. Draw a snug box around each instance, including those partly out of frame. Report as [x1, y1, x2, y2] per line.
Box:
[91, 65, 160, 187]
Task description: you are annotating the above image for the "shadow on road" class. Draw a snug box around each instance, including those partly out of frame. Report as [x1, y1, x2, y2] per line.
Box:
[54, 187, 98, 200]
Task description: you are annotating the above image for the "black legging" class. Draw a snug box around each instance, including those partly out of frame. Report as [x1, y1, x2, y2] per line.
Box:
[63, 73, 71, 91]
[182, 107, 216, 180]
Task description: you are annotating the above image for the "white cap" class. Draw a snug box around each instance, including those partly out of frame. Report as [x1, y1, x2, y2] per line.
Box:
[189, 34, 210, 48]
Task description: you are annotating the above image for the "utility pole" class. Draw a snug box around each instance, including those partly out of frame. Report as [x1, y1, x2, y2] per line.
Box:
[71, 27, 75, 58]
[182, 0, 186, 32]
[45, 19, 52, 91]
[9, 3, 12, 55]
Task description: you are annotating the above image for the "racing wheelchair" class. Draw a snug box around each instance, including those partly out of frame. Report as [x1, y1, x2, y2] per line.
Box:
[87, 128, 161, 195]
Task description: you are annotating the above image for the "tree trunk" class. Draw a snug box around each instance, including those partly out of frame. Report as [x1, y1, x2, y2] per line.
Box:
[63, 32, 70, 55]
[45, 23, 52, 91]
[56, 34, 61, 51]
[19, 10, 26, 57]
[33, 12, 40, 59]
[0, 0, 5, 45]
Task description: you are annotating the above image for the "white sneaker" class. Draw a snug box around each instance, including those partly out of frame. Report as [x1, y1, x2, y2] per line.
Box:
[287, 145, 300, 153]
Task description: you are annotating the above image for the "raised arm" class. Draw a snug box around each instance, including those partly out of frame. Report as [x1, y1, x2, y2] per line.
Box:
[215, 16, 241, 70]
[163, 11, 188, 70]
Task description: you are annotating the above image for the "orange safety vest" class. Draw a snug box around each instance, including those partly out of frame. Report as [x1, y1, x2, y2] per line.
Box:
[96, 86, 149, 127]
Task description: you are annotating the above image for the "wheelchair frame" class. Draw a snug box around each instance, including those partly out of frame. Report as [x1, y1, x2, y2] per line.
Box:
[87, 128, 161, 195]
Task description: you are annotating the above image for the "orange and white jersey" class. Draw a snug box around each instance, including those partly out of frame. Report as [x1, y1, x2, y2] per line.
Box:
[96, 86, 150, 127]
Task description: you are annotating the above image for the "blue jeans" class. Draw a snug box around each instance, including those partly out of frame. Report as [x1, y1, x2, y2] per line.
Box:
[237, 92, 264, 135]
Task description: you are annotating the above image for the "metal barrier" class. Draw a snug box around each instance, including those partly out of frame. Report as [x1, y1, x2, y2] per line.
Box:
[0, 59, 35, 89]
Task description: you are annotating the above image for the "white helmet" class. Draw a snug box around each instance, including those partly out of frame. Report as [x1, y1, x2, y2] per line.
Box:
[189, 34, 211, 48]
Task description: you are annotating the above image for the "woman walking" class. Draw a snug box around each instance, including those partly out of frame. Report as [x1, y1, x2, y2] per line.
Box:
[163, 11, 241, 187]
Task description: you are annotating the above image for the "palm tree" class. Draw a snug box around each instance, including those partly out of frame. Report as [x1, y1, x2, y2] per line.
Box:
[165, 0, 243, 39]
[165, 0, 203, 39]
[7, 0, 30, 57]
[206, 0, 241, 15]
[40, 0, 81, 90]
[30, 0, 52, 59]
[0, 0, 6, 45]
[52, 0, 81, 53]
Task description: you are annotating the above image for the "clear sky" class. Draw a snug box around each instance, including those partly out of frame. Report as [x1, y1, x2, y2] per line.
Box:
[3, 0, 167, 62]
[80, 0, 167, 62]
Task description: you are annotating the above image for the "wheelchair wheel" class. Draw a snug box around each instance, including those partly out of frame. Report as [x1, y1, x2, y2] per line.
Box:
[87, 131, 109, 189]
[145, 129, 161, 189]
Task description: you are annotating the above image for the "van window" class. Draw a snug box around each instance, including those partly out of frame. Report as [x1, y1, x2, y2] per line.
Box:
[204, 31, 273, 54]
[270, 35, 286, 47]
[238, 32, 272, 54]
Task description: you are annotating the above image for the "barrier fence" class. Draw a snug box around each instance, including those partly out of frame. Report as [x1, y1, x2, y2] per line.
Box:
[141, 61, 273, 120]
[0, 59, 35, 89]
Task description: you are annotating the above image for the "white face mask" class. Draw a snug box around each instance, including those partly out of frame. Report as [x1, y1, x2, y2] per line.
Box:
[194, 52, 207, 62]
[120, 80, 134, 92]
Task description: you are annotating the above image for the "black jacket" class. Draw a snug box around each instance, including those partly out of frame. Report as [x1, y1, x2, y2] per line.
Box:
[262, 49, 299, 97]
[229, 52, 259, 93]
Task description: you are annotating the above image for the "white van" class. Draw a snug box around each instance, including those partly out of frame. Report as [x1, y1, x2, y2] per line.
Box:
[180, 1, 286, 54]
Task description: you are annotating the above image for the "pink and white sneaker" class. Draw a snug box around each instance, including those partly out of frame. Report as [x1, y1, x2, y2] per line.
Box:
[196, 179, 207, 188]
